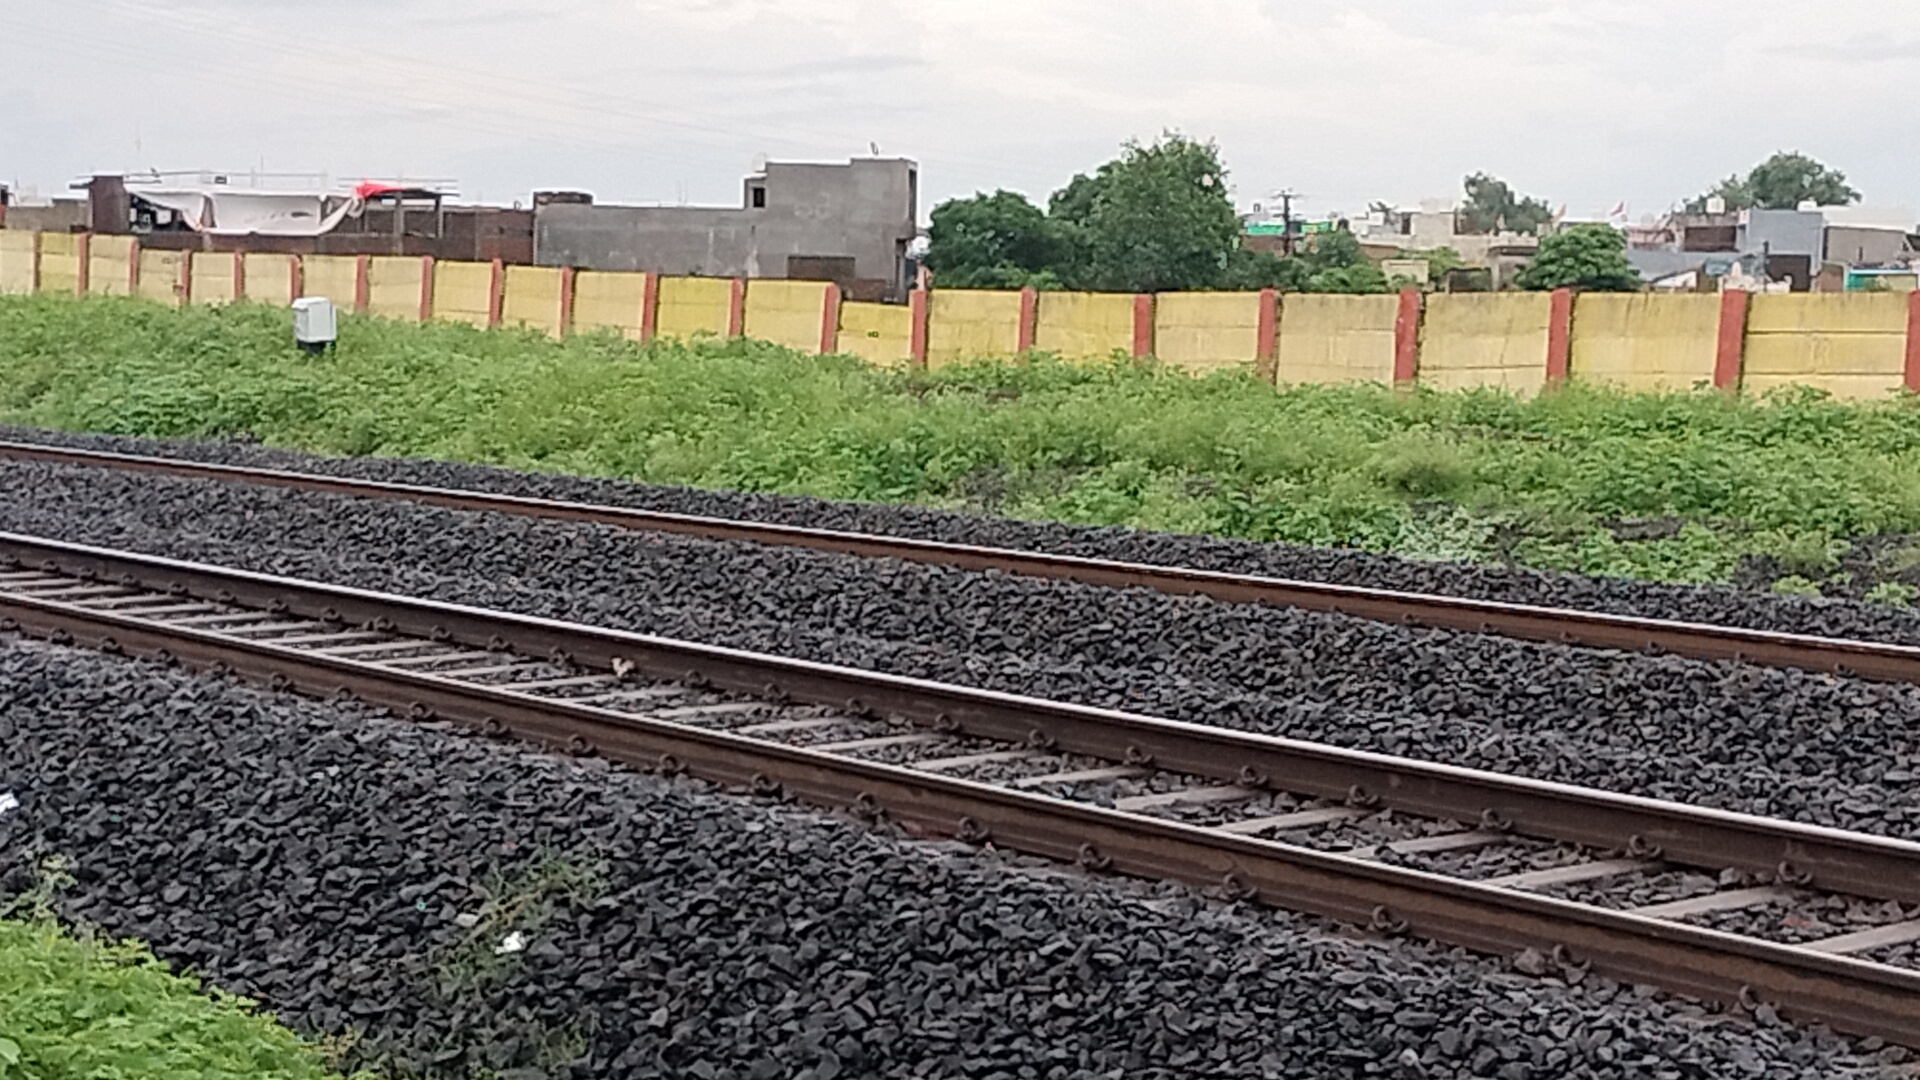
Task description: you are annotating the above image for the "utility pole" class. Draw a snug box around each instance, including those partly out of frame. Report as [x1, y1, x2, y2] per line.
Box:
[1276, 189, 1298, 256]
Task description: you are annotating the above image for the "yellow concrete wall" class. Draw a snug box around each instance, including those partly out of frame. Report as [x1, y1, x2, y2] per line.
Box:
[301, 255, 360, 309]
[189, 252, 239, 304]
[1274, 294, 1397, 386]
[501, 265, 565, 337]
[926, 289, 1023, 366]
[365, 256, 427, 321]
[0, 231, 34, 295]
[744, 279, 830, 351]
[1153, 292, 1262, 375]
[1033, 291, 1134, 361]
[656, 276, 735, 339]
[36, 233, 83, 296]
[1569, 293, 1720, 391]
[87, 236, 137, 297]
[241, 253, 298, 306]
[432, 260, 495, 328]
[1743, 292, 1908, 400]
[135, 249, 188, 305]
[571, 270, 649, 339]
[837, 300, 913, 367]
[1419, 293, 1552, 394]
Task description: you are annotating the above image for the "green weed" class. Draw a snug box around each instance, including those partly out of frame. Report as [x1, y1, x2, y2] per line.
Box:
[0, 917, 360, 1080]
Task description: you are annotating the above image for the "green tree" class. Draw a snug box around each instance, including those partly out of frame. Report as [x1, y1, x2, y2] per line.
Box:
[924, 190, 1069, 289]
[1513, 223, 1640, 292]
[1459, 173, 1553, 235]
[1692, 151, 1861, 211]
[1060, 133, 1242, 293]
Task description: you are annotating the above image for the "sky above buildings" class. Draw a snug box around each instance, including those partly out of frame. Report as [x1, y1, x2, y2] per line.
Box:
[6, 0, 1919, 222]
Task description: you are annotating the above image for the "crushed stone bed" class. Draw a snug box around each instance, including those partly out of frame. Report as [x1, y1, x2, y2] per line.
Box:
[0, 639, 1904, 1079]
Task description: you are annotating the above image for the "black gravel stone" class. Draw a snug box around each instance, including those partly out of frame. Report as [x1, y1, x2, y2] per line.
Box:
[2, 453, 1918, 839]
[4, 424, 1918, 644]
[0, 639, 1895, 1078]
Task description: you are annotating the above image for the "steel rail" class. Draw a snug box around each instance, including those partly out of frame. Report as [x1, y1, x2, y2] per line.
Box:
[2, 529, 1914, 903]
[3, 532, 1920, 1043]
[4, 439, 1919, 685]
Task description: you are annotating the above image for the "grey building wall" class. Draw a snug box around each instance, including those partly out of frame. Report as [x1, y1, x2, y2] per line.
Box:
[534, 158, 918, 298]
[1824, 225, 1915, 267]
[1737, 209, 1824, 258]
[0, 198, 89, 231]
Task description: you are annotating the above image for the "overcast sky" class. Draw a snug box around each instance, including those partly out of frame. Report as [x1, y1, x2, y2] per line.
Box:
[6, 1, 1920, 222]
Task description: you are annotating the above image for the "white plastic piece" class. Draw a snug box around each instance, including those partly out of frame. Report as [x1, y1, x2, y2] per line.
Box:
[291, 296, 337, 347]
[0, 792, 16, 817]
[495, 931, 526, 955]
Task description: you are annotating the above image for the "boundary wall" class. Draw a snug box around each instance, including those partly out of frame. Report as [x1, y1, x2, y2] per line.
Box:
[6, 231, 1920, 398]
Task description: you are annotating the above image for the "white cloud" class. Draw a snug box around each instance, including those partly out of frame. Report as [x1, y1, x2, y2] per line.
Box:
[3, 0, 1919, 222]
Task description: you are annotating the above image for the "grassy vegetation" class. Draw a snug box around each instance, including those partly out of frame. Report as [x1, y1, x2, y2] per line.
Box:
[0, 859, 356, 1080]
[5, 293, 1920, 593]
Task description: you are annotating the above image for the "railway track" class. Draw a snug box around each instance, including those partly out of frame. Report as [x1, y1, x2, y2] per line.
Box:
[5, 439, 1920, 687]
[3, 530, 1918, 1044]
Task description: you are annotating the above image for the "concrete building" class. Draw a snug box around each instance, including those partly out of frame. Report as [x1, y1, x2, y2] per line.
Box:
[533, 158, 919, 301]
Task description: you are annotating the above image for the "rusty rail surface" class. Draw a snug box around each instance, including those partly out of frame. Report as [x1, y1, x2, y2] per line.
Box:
[2, 530, 1918, 1045]
[5, 439, 1920, 686]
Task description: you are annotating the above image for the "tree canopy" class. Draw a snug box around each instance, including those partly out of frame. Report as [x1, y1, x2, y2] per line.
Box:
[922, 190, 1069, 289]
[1691, 151, 1860, 212]
[925, 133, 1386, 294]
[1458, 173, 1553, 235]
[1513, 224, 1640, 292]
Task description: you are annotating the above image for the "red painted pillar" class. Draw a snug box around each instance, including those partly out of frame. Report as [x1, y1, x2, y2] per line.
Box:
[27, 233, 41, 295]
[289, 254, 304, 302]
[127, 239, 142, 294]
[486, 258, 504, 328]
[174, 251, 192, 306]
[909, 288, 930, 368]
[1131, 293, 1155, 357]
[639, 272, 660, 343]
[75, 235, 91, 296]
[1713, 289, 1749, 392]
[726, 278, 747, 337]
[352, 254, 371, 313]
[1904, 291, 1920, 394]
[231, 251, 245, 303]
[1392, 288, 1422, 385]
[1545, 287, 1573, 384]
[819, 283, 842, 354]
[1016, 286, 1039, 353]
[418, 255, 435, 321]
[1256, 288, 1279, 381]
[557, 266, 576, 338]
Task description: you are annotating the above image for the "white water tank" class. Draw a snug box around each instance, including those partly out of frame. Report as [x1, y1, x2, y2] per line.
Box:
[291, 296, 336, 351]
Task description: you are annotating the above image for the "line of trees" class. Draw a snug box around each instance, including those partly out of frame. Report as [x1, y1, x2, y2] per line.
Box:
[924, 134, 1391, 295]
[927, 141, 1864, 296]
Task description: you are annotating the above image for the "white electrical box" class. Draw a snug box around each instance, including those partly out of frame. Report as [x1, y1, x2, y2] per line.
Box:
[291, 296, 337, 350]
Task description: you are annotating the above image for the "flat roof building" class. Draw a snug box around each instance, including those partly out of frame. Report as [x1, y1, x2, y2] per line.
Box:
[533, 157, 918, 301]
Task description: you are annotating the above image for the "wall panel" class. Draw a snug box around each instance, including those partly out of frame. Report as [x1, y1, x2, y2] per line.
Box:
[926, 290, 1024, 366]
[744, 279, 831, 351]
[655, 275, 734, 339]
[1418, 293, 1552, 394]
[1153, 292, 1262, 374]
[1033, 291, 1135, 360]
[1743, 292, 1907, 400]
[1273, 294, 1398, 385]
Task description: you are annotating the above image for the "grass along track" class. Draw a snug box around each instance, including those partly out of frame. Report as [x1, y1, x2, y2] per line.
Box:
[9, 294, 1920, 592]
[4, 532, 1920, 1045]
